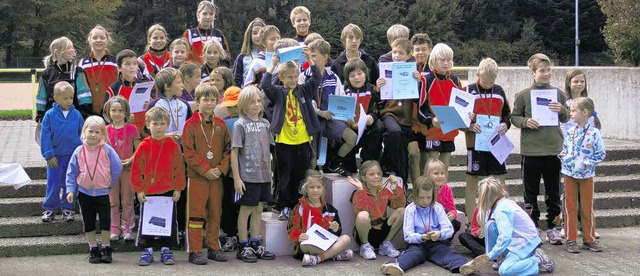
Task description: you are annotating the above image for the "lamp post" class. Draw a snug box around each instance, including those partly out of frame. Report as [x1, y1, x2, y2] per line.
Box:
[575, 0, 579, 66]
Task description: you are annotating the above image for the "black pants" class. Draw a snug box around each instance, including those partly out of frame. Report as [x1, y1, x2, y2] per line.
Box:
[381, 116, 411, 183]
[521, 155, 561, 228]
[274, 142, 312, 209]
[458, 233, 485, 256]
[138, 191, 178, 249]
[344, 119, 384, 172]
[78, 193, 110, 233]
[221, 175, 239, 237]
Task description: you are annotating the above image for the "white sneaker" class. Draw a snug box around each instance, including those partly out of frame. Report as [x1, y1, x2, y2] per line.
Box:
[535, 248, 555, 273]
[359, 243, 377, 260]
[334, 249, 353, 261]
[381, 261, 404, 276]
[560, 228, 565, 238]
[62, 209, 74, 222]
[492, 254, 505, 270]
[110, 233, 120, 241]
[302, 254, 320, 266]
[123, 232, 135, 241]
[460, 254, 491, 275]
[595, 231, 601, 239]
[546, 228, 563, 245]
[379, 240, 400, 257]
[41, 210, 54, 222]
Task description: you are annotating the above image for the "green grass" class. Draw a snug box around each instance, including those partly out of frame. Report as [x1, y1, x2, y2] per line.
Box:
[0, 109, 32, 120]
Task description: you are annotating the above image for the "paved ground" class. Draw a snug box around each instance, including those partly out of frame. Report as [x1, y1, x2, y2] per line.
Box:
[0, 226, 638, 275]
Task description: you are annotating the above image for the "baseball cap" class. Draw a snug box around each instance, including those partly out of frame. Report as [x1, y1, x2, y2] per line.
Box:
[220, 86, 241, 107]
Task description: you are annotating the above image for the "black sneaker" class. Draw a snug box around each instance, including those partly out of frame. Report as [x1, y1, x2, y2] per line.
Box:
[88, 247, 102, 264]
[237, 243, 258, 263]
[188, 252, 208, 265]
[251, 240, 275, 260]
[207, 249, 228, 262]
[327, 160, 352, 177]
[100, 246, 114, 263]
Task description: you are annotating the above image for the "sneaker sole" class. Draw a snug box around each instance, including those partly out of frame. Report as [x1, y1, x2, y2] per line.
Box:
[460, 255, 492, 275]
[381, 264, 403, 276]
[237, 256, 258, 263]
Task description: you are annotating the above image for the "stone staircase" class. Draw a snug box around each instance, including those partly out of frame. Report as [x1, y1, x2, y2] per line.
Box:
[1, 146, 639, 257]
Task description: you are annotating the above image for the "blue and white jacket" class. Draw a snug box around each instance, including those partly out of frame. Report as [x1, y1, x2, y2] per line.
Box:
[403, 201, 453, 244]
[485, 198, 541, 261]
[40, 103, 83, 159]
[559, 123, 606, 179]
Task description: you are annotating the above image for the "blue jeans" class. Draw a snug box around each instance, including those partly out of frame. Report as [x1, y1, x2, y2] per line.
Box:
[397, 241, 468, 273]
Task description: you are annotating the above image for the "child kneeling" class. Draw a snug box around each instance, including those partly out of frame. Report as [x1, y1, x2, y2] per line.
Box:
[381, 176, 477, 275]
[287, 170, 353, 266]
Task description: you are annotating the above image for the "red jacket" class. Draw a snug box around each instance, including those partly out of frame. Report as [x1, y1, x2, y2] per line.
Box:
[351, 186, 406, 228]
[131, 136, 185, 194]
[181, 112, 231, 178]
[287, 198, 342, 243]
[436, 184, 458, 219]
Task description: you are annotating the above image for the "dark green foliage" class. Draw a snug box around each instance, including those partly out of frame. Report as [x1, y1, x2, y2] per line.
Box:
[0, 0, 617, 67]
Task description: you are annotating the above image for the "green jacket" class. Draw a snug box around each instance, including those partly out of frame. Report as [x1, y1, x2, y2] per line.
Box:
[511, 83, 569, 156]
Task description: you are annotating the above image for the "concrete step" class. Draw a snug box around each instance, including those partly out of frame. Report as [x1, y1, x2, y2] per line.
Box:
[0, 234, 139, 258]
[454, 191, 640, 212]
[447, 174, 640, 198]
[446, 148, 640, 167]
[0, 197, 79, 218]
[0, 215, 84, 238]
[0, 180, 46, 198]
[445, 159, 640, 183]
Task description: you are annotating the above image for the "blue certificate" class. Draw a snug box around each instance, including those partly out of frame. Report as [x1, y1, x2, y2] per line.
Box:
[328, 95, 356, 121]
[474, 115, 501, 152]
[264, 52, 275, 68]
[431, 106, 467, 134]
[391, 62, 418, 99]
[276, 45, 304, 64]
[317, 137, 328, 166]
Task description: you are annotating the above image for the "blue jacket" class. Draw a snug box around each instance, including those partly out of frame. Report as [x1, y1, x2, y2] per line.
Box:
[485, 198, 541, 261]
[66, 142, 123, 197]
[40, 103, 83, 159]
[559, 123, 606, 179]
[261, 65, 322, 136]
[403, 201, 453, 244]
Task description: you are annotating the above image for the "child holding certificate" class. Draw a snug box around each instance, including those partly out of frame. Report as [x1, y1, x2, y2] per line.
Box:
[462, 58, 511, 217]
[376, 38, 422, 185]
[302, 39, 354, 176]
[287, 170, 353, 266]
[511, 53, 569, 245]
[104, 49, 147, 138]
[131, 107, 186, 266]
[417, 43, 462, 177]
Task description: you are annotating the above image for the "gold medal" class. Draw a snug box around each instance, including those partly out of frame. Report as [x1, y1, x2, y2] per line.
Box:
[151, 177, 155, 184]
[95, 87, 100, 92]
[207, 151, 214, 159]
[293, 128, 298, 135]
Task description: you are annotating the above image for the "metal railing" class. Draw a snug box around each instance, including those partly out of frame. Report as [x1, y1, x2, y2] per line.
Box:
[0, 68, 44, 119]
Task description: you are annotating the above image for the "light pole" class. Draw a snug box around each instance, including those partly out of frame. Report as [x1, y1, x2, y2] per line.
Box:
[575, 0, 579, 66]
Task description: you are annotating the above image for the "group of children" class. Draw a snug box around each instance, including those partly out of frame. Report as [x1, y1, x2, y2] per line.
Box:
[36, 1, 606, 274]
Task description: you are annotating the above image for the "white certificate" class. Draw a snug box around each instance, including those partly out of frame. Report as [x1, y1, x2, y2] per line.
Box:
[530, 89, 558, 126]
[378, 62, 393, 100]
[391, 62, 419, 99]
[474, 115, 501, 152]
[356, 104, 367, 144]
[487, 129, 514, 165]
[129, 81, 154, 113]
[449, 88, 477, 127]
[140, 196, 174, 237]
[300, 223, 338, 252]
